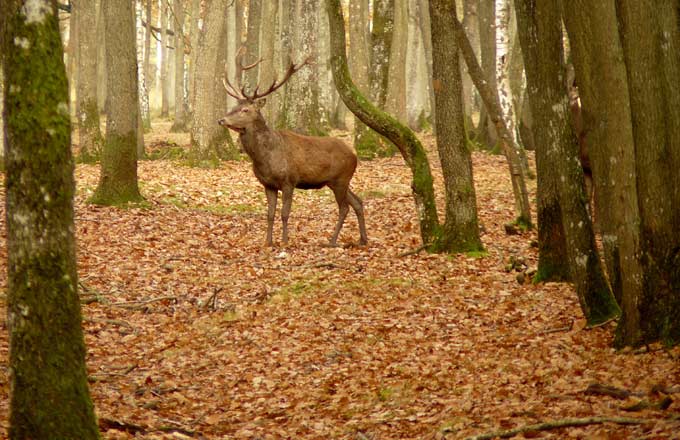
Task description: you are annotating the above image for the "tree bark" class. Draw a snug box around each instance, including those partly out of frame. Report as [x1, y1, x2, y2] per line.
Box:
[615, 0, 680, 346]
[370, 0, 394, 108]
[2, 2, 99, 437]
[349, 0, 384, 158]
[386, 0, 408, 122]
[75, 0, 102, 162]
[326, 0, 440, 246]
[515, 0, 620, 325]
[171, 0, 187, 131]
[244, 0, 262, 92]
[190, 0, 236, 162]
[160, 0, 170, 117]
[428, 0, 484, 253]
[92, 0, 143, 204]
[475, 0, 498, 147]
[562, 0, 645, 342]
[259, 0, 279, 121]
[418, 0, 436, 132]
[452, 14, 533, 228]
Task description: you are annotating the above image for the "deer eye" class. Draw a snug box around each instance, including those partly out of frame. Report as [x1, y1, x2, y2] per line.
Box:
[241, 108, 250, 113]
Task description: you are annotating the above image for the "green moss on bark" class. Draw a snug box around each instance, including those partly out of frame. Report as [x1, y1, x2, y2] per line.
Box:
[90, 131, 143, 205]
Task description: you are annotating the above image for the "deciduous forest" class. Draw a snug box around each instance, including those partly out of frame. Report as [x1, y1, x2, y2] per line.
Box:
[1, 0, 679, 438]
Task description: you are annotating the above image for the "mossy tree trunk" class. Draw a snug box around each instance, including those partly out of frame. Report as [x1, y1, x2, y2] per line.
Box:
[562, 0, 645, 343]
[92, 0, 143, 204]
[515, 0, 620, 325]
[326, 0, 440, 246]
[615, 0, 680, 346]
[1, 1, 100, 438]
[428, 0, 484, 253]
[75, 0, 102, 162]
[451, 14, 532, 228]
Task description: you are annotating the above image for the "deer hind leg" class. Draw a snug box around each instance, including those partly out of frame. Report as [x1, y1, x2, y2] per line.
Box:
[281, 186, 294, 244]
[347, 190, 367, 245]
[265, 187, 278, 246]
[330, 186, 350, 246]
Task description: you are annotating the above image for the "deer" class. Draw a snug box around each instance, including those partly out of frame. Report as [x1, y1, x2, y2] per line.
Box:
[217, 50, 368, 247]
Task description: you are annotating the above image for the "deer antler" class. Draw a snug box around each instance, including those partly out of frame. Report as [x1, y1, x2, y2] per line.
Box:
[243, 56, 312, 101]
[223, 46, 312, 102]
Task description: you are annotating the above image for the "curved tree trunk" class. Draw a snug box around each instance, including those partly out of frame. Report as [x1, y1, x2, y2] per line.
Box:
[2, 2, 99, 437]
[92, 0, 143, 204]
[515, 0, 620, 325]
[326, 0, 440, 246]
[428, 0, 484, 253]
[452, 14, 532, 228]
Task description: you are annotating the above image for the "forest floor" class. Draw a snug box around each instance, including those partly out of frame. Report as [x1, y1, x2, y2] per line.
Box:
[0, 120, 679, 439]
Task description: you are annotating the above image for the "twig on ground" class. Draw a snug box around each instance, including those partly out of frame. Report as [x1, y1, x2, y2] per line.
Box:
[621, 396, 673, 412]
[113, 295, 178, 310]
[464, 417, 647, 440]
[542, 320, 574, 334]
[398, 245, 427, 257]
[202, 287, 223, 310]
[584, 382, 639, 399]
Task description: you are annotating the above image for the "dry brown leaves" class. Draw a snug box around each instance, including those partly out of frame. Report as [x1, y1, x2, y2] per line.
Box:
[0, 123, 678, 439]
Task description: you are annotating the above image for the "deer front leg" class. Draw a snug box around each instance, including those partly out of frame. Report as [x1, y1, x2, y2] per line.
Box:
[280, 186, 294, 244]
[264, 187, 278, 246]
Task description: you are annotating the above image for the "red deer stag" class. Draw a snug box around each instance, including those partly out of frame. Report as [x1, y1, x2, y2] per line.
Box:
[218, 51, 368, 247]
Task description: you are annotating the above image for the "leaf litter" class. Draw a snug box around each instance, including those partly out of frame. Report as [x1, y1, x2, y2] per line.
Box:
[0, 122, 678, 439]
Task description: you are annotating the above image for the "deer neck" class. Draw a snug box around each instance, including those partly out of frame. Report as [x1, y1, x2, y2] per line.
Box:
[240, 118, 281, 164]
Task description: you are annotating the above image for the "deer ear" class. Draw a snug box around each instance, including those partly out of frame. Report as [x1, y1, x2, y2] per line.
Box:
[255, 98, 267, 109]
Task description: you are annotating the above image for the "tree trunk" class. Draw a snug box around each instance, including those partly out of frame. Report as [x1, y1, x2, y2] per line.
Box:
[135, 1, 148, 158]
[188, 0, 201, 112]
[259, 0, 279, 121]
[244, 0, 262, 92]
[349, 0, 384, 158]
[2, 2, 99, 437]
[326, 0, 441, 246]
[171, 0, 187, 132]
[191, 0, 236, 162]
[460, 0, 478, 131]
[386, 0, 408, 122]
[562, 0, 644, 342]
[289, 0, 327, 135]
[475, 0, 498, 148]
[75, 0, 102, 162]
[160, 0, 170, 117]
[515, 0, 620, 325]
[96, 0, 107, 114]
[370, 0, 394, 108]
[418, 0, 436, 132]
[92, 0, 143, 204]
[452, 14, 532, 228]
[428, 0, 484, 253]
[615, 0, 680, 346]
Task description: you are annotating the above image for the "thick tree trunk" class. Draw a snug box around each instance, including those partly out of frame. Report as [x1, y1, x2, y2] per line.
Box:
[326, 0, 440, 246]
[515, 0, 620, 325]
[171, 0, 187, 132]
[386, 0, 408, 122]
[562, 0, 644, 343]
[96, 0, 107, 113]
[92, 0, 143, 204]
[75, 0, 102, 162]
[188, 0, 201, 112]
[191, 0, 236, 162]
[428, 0, 484, 253]
[370, 0, 394, 108]
[452, 14, 532, 228]
[2, 2, 99, 438]
[615, 0, 680, 346]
